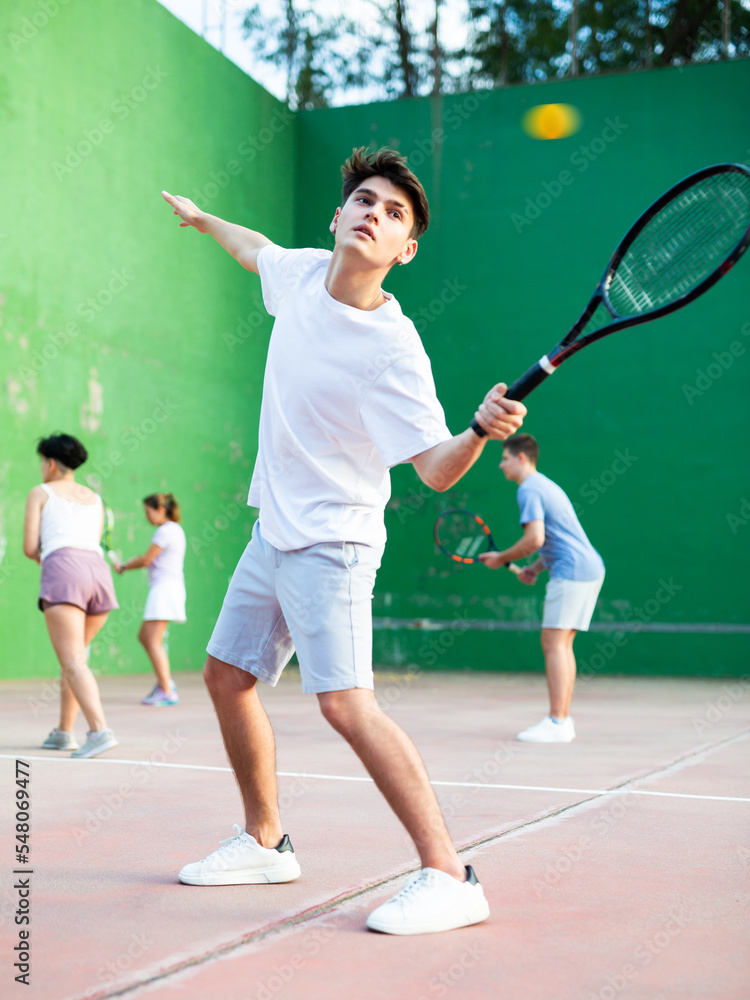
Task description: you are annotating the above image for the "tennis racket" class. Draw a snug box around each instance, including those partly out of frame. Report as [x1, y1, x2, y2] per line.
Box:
[101, 502, 120, 568]
[472, 162, 750, 435]
[434, 508, 522, 572]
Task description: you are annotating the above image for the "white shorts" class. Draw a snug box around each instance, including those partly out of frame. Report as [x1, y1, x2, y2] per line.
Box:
[143, 580, 186, 622]
[207, 522, 383, 694]
[542, 576, 604, 631]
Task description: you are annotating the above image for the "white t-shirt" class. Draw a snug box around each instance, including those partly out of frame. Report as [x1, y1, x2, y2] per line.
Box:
[147, 521, 186, 587]
[250, 245, 452, 550]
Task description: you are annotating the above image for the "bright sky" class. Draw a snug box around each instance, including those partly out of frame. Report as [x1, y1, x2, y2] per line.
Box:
[156, 0, 471, 104]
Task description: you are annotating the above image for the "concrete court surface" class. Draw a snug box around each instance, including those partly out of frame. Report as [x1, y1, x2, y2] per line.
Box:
[1, 668, 748, 1000]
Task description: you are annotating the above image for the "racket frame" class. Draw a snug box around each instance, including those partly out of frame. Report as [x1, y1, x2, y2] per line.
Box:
[434, 507, 521, 573]
[472, 162, 750, 430]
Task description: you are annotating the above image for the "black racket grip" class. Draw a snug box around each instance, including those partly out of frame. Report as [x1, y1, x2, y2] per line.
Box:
[470, 360, 552, 438]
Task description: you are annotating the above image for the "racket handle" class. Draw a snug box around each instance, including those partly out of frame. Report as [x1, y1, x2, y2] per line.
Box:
[506, 562, 522, 575]
[471, 358, 556, 437]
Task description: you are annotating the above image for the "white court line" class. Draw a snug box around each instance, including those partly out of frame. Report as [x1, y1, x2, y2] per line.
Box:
[2, 754, 749, 803]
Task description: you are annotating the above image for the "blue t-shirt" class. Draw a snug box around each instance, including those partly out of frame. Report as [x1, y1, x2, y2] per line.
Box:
[517, 471, 605, 581]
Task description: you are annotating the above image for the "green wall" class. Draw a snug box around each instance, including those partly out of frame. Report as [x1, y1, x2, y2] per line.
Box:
[296, 61, 750, 677]
[1, 0, 748, 681]
[0, 0, 294, 679]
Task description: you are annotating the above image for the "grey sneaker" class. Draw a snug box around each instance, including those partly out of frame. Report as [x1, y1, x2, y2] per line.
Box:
[41, 728, 79, 751]
[70, 729, 119, 759]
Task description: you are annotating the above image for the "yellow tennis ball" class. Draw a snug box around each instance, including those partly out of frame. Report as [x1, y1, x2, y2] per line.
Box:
[522, 104, 582, 140]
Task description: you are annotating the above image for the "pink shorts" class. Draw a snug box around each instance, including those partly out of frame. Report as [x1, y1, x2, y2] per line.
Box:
[39, 548, 119, 615]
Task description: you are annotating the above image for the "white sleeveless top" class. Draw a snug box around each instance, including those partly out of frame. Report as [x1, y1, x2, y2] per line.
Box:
[39, 484, 104, 561]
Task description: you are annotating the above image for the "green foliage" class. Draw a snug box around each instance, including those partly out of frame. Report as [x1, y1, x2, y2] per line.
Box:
[241, 0, 750, 105]
[466, 1, 750, 87]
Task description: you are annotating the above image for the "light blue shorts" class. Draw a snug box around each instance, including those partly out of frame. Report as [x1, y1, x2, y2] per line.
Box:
[207, 522, 383, 694]
[542, 576, 604, 631]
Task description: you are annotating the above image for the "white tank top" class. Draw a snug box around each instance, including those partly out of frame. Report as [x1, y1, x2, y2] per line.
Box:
[39, 484, 104, 561]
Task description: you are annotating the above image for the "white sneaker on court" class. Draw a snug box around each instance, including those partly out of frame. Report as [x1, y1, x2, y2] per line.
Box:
[178, 825, 301, 885]
[517, 716, 576, 742]
[366, 865, 489, 935]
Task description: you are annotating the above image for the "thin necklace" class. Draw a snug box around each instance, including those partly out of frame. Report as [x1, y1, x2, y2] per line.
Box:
[365, 289, 382, 311]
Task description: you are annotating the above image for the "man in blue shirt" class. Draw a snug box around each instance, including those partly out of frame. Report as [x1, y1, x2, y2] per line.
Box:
[480, 434, 604, 742]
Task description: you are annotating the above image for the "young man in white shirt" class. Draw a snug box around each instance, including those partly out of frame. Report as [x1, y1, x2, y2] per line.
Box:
[162, 147, 526, 935]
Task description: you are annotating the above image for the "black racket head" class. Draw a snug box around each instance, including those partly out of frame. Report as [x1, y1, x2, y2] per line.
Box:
[560, 163, 750, 355]
[604, 163, 750, 317]
[434, 508, 495, 564]
[477, 163, 750, 415]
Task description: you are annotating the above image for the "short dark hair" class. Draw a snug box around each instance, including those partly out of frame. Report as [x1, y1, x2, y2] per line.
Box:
[503, 433, 539, 465]
[341, 146, 429, 239]
[37, 433, 88, 470]
[143, 492, 181, 523]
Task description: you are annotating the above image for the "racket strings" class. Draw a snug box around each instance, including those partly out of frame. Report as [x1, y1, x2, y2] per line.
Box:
[436, 511, 491, 562]
[608, 171, 750, 316]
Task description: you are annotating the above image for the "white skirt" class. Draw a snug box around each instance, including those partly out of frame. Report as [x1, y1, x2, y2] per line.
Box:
[143, 580, 186, 622]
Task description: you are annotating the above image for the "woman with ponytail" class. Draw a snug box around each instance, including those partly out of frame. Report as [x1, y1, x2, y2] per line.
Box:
[117, 492, 186, 705]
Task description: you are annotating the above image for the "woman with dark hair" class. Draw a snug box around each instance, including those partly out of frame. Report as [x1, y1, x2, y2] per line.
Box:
[116, 492, 186, 705]
[23, 433, 119, 758]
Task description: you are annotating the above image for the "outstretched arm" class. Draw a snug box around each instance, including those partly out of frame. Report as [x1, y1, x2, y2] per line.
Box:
[411, 383, 526, 492]
[161, 191, 272, 274]
[116, 543, 162, 574]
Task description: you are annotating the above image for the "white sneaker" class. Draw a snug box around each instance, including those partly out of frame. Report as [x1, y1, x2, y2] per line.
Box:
[517, 716, 576, 743]
[70, 729, 119, 758]
[178, 825, 301, 886]
[366, 865, 489, 935]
